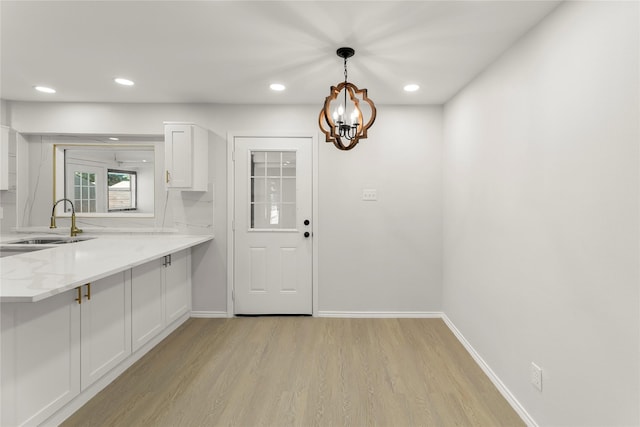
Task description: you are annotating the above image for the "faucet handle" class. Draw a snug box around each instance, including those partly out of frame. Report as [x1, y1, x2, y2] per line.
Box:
[70, 212, 83, 237]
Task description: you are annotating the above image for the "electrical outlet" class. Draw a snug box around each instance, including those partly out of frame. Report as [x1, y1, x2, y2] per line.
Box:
[362, 189, 377, 201]
[531, 362, 542, 391]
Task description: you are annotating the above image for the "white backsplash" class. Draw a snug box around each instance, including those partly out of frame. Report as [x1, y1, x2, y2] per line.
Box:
[9, 134, 214, 236]
[161, 183, 215, 234]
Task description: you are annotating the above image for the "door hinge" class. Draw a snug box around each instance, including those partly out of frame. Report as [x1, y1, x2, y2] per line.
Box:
[232, 151, 235, 161]
[232, 289, 235, 302]
[232, 220, 235, 231]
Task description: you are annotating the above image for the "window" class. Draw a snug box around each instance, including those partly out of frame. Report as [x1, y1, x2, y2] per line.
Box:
[250, 151, 296, 229]
[107, 170, 137, 211]
[73, 171, 97, 213]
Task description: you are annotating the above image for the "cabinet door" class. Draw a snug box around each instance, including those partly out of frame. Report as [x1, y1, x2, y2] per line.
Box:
[165, 250, 191, 325]
[80, 272, 132, 390]
[1, 292, 80, 427]
[165, 124, 193, 188]
[131, 258, 165, 352]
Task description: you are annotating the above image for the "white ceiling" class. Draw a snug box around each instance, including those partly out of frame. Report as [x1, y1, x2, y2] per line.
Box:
[1, 1, 561, 105]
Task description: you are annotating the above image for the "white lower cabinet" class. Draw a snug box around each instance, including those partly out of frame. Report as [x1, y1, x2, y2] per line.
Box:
[1, 291, 80, 427]
[132, 249, 191, 351]
[0, 272, 130, 427]
[1, 250, 192, 426]
[164, 250, 191, 324]
[80, 272, 132, 390]
[131, 258, 164, 352]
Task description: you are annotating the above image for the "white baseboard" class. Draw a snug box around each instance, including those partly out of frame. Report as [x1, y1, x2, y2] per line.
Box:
[317, 311, 443, 318]
[441, 314, 537, 427]
[191, 310, 228, 318]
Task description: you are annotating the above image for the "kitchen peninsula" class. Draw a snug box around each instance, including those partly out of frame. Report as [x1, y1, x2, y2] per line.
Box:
[0, 233, 213, 426]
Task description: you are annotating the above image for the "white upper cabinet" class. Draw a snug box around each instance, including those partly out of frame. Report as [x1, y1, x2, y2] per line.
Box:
[164, 122, 209, 191]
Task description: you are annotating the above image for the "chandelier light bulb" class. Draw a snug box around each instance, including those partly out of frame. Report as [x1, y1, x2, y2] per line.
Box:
[350, 109, 359, 125]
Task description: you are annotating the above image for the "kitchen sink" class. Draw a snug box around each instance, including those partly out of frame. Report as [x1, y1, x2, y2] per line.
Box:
[6, 236, 95, 245]
[1, 236, 95, 257]
[0, 246, 47, 258]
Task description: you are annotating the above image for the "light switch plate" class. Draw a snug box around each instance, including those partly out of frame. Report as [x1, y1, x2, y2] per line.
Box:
[531, 362, 542, 391]
[362, 189, 377, 201]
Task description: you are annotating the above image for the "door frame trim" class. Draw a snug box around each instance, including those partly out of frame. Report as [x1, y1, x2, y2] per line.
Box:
[226, 131, 319, 317]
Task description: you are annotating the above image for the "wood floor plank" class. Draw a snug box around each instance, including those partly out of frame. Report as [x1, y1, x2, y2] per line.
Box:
[62, 317, 524, 427]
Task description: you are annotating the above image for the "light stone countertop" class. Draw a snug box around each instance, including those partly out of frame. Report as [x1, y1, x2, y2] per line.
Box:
[0, 234, 213, 303]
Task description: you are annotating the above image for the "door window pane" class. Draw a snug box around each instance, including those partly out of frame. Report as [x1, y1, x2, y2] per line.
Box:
[252, 203, 269, 229]
[282, 152, 296, 177]
[280, 203, 296, 229]
[282, 178, 296, 203]
[73, 171, 97, 213]
[251, 178, 265, 203]
[251, 152, 266, 177]
[267, 178, 281, 203]
[250, 151, 296, 229]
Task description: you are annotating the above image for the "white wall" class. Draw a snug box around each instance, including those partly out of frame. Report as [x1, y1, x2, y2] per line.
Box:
[0, 100, 10, 127]
[443, 1, 639, 425]
[318, 106, 442, 313]
[6, 102, 443, 315]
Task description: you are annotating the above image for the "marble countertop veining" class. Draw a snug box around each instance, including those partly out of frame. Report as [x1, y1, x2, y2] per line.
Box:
[0, 234, 213, 303]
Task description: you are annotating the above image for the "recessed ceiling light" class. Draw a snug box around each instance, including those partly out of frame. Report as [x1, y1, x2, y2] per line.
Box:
[114, 78, 134, 86]
[270, 83, 286, 91]
[34, 86, 56, 94]
[109, 137, 120, 141]
[404, 84, 420, 92]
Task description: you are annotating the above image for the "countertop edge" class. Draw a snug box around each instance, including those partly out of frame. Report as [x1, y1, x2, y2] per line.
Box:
[1, 235, 213, 303]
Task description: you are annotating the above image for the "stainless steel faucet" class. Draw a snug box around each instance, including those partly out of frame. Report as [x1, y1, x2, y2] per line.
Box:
[50, 198, 83, 237]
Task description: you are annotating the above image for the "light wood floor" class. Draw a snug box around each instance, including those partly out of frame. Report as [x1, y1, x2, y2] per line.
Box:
[62, 317, 524, 427]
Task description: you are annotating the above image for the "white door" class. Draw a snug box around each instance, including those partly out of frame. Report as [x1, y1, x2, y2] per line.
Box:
[234, 137, 313, 314]
[65, 162, 106, 213]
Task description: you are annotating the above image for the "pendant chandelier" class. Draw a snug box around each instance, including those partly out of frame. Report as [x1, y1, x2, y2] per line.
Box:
[319, 47, 377, 151]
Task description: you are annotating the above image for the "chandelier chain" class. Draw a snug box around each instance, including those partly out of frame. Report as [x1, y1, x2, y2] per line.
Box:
[344, 57, 348, 83]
